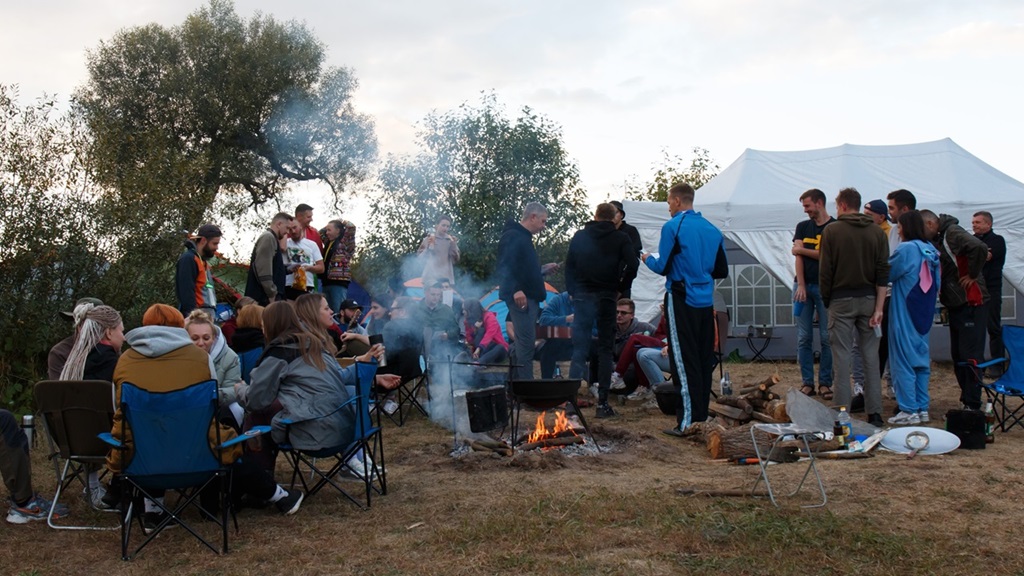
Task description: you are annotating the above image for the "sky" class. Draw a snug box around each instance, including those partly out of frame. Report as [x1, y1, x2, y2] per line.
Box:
[2, 0, 1023, 255]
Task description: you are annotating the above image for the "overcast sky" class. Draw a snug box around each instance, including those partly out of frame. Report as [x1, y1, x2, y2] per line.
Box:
[3, 0, 1022, 229]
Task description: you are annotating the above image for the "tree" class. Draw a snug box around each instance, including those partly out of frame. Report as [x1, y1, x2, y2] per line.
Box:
[0, 85, 112, 408]
[74, 0, 377, 236]
[623, 147, 720, 202]
[356, 94, 589, 294]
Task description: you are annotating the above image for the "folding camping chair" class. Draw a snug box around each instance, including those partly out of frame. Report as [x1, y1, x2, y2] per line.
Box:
[282, 361, 386, 509]
[971, 324, 1024, 433]
[99, 379, 260, 560]
[33, 379, 117, 530]
[379, 354, 430, 426]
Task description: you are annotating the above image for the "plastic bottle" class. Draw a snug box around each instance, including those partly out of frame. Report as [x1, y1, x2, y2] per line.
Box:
[832, 419, 845, 447]
[837, 406, 852, 440]
[984, 402, 995, 444]
[553, 366, 563, 379]
[720, 371, 733, 397]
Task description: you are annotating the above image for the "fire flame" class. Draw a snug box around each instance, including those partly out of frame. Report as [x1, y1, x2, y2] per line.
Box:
[527, 410, 580, 444]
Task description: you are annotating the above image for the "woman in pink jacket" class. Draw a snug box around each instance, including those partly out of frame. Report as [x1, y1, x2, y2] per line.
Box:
[463, 299, 508, 365]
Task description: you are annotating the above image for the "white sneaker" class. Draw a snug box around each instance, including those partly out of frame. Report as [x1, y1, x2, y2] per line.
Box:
[626, 386, 653, 401]
[888, 411, 921, 425]
[589, 383, 600, 400]
[609, 372, 627, 391]
[917, 411, 930, 423]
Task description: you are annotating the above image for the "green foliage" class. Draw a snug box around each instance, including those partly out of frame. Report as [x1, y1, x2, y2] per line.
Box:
[623, 147, 720, 202]
[74, 0, 378, 235]
[0, 85, 111, 408]
[357, 94, 589, 293]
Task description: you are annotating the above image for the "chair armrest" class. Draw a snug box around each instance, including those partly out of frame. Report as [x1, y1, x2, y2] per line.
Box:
[220, 425, 271, 449]
[280, 397, 359, 428]
[98, 432, 123, 448]
[975, 358, 1007, 369]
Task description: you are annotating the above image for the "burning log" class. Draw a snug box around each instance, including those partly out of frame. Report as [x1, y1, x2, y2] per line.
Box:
[518, 435, 585, 451]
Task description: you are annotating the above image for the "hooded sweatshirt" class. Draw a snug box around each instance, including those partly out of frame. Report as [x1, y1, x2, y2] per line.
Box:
[565, 220, 639, 295]
[936, 214, 989, 309]
[819, 212, 890, 306]
[107, 325, 238, 472]
[210, 328, 241, 405]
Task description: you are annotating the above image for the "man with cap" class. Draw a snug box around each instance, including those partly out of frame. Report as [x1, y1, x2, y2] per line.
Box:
[610, 200, 643, 297]
[336, 299, 371, 357]
[176, 223, 222, 316]
[47, 297, 103, 380]
[864, 200, 891, 237]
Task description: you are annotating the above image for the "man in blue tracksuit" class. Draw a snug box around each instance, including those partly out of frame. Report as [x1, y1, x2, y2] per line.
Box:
[642, 184, 728, 435]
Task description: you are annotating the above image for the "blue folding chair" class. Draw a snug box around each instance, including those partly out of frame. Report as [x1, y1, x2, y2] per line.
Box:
[238, 348, 262, 384]
[973, 325, 1024, 432]
[281, 361, 386, 509]
[99, 379, 264, 560]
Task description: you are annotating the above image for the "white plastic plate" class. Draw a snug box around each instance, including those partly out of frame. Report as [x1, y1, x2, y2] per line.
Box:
[880, 426, 961, 455]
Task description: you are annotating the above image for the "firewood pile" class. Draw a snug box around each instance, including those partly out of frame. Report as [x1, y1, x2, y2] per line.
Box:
[700, 373, 842, 461]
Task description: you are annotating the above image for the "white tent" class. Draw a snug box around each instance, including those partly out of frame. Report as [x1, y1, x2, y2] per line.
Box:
[625, 138, 1024, 322]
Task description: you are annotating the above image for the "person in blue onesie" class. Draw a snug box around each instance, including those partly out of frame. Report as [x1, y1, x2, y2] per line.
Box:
[887, 210, 940, 425]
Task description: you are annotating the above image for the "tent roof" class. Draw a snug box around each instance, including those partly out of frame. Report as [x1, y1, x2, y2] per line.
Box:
[624, 138, 1024, 320]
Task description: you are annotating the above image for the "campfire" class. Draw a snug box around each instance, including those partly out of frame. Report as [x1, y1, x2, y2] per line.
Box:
[522, 410, 584, 451]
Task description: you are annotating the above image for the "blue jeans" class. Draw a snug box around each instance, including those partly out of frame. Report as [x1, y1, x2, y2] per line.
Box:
[570, 291, 616, 402]
[795, 283, 832, 388]
[637, 347, 670, 387]
[323, 284, 348, 316]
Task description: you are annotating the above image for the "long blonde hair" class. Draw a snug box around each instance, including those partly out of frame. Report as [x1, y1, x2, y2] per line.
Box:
[59, 304, 122, 381]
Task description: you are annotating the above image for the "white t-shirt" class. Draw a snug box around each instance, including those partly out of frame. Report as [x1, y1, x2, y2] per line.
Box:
[285, 237, 323, 289]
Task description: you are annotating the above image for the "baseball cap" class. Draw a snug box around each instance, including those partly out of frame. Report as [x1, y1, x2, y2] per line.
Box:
[339, 299, 363, 310]
[61, 297, 103, 320]
[864, 199, 889, 221]
[197, 223, 222, 239]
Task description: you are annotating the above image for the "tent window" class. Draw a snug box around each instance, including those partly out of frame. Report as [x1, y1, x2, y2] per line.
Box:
[716, 264, 795, 330]
[1001, 277, 1017, 320]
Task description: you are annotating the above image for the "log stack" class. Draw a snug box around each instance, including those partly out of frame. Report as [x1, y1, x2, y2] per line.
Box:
[704, 373, 806, 461]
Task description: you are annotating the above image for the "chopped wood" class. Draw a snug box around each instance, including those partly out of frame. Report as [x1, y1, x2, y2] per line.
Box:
[468, 440, 512, 456]
[765, 399, 789, 421]
[716, 396, 754, 414]
[518, 435, 585, 451]
[757, 374, 781, 390]
[747, 396, 770, 409]
[749, 411, 783, 424]
[709, 402, 752, 422]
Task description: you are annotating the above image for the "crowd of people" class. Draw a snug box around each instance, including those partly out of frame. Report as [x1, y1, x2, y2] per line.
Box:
[1, 186, 1010, 525]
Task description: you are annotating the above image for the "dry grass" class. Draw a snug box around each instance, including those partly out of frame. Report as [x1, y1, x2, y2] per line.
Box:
[4, 360, 1024, 575]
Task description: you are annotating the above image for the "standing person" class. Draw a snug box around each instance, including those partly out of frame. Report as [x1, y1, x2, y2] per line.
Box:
[246, 213, 292, 306]
[973, 210, 1007, 373]
[819, 188, 890, 427]
[176, 224, 222, 316]
[609, 201, 643, 297]
[496, 202, 559, 381]
[294, 203, 324, 255]
[284, 219, 324, 300]
[881, 190, 918, 392]
[320, 218, 356, 315]
[887, 211, 940, 425]
[792, 189, 835, 400]
[565, 203, 639, 418]
[922, 210, 989, 410]
[642, 184, 728, 436]
[417, 215, 461, 289]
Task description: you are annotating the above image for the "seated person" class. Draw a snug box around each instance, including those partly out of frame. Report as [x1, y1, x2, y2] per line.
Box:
[611, 310, 668, 400]
[185, 310, 241, 407]
[587, 298, 654, 395]
[381, 297, 425, 383]
[335, 299, 371, 357]
[47, 296, 104, 380]
[463, 299, 508, 365]
[109, 304, 304, 529]
[415, 282, 461, 358]
[236, 301, 396, 470]
[3, 409, 71, 524]
[231, 303, 266, 383]
[219, 296, 256, 348]
[537, 291, 574, 378]
[366, 294, 392, 337]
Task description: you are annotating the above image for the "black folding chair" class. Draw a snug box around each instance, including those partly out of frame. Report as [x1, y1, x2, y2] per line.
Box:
[34, 379, 117, 530]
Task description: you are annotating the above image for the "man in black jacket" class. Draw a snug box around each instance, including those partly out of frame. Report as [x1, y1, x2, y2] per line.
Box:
[973, 210, 1007, 373]
[565, 203, 639, 418]
[610, 201, 643, 297]
[496, 202, 558, 380]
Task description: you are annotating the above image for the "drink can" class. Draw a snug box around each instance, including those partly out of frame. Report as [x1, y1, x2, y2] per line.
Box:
[21, 414, 34, 449]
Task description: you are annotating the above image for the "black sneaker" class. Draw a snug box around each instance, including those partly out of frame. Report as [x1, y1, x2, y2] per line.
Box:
[142, 511, 177, 535]
[595, 403, 616, 418]
[867, 413, 884, 428]
[275, 489, 304, 516]
[850, 393, 865, 413]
